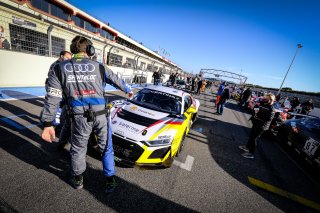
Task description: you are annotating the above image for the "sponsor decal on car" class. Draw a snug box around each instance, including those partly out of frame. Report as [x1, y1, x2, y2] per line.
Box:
[158, 135, 171, 139]
[149, 90, 180, 100]
[114, 129, 124, 136]
[137, 108, 156, 117]
[130, 106, 138, 111]
[118, 121, 140, 133]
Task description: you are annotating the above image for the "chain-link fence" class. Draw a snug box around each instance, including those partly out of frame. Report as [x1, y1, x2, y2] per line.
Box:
[0, 1, 176, 86]
[0, 10, 72, 57]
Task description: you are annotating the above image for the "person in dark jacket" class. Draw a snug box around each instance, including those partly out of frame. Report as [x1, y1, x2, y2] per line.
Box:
[196, 75, 202, 95]
[152, 70, 160, 85]
[239, 87, 252, 109]
[215, 82, 225, 107]
[169, 73, 175, 87]
[301, 98, 314, 115]
[289, 97, 300, 112]
[216, 85, 230, 115]
[238, 93, 275, 159]
[191, 75, 198, 92]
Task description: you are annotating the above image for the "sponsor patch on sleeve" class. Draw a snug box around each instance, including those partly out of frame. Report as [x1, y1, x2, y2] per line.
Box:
[48, 87, 62, 98]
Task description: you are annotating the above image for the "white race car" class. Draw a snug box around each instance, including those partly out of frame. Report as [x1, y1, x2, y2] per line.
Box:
[110, 85, 200, 167]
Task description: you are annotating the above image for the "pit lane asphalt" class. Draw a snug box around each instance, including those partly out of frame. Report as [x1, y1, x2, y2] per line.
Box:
[1, 89, 320, 213]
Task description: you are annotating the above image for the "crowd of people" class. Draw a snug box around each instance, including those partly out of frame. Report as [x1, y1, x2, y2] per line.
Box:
[238, 87, 315, 115]
[212, 82, 317, 159]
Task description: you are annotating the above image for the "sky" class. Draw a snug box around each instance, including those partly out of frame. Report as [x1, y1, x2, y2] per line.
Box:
[68, 0, 320, 92]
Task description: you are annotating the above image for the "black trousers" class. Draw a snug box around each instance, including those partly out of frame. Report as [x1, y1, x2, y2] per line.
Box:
[246, 125, 265, 154]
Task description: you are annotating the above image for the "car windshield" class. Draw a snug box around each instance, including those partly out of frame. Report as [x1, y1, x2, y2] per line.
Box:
[129, 88, 182, 114]
[300, 118, 320, 132]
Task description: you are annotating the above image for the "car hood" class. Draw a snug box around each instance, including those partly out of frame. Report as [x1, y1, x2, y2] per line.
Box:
[110, 101, 181, 141]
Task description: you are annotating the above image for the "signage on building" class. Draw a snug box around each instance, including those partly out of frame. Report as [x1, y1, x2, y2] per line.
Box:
[12, 16, 37, 29]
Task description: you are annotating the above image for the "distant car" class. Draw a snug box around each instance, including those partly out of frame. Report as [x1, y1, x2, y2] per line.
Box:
[109, 86, 200, 167]
[277, 117, 320, 167]
[175, 79, 187, 90]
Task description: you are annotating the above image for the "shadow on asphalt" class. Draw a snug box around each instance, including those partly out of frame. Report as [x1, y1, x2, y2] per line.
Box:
[0, 125, 196, 212]
[224, 101, 253, 115]
[191, 91, 320, 213]
[1, 90, 45, 108]
[0, 92, 196, 212]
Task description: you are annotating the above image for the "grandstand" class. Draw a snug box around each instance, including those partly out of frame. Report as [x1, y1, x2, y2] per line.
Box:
[0, 0, 183, 88]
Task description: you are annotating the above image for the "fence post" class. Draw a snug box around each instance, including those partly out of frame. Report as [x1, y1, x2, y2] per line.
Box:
[47, 25, 54, 57]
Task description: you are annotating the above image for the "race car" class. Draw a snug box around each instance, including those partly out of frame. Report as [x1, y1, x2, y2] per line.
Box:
[276, 117, 320, 167]
[109, 85, 200, 167]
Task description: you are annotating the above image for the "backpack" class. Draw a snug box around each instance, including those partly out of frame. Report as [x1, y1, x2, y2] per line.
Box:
[2, 39, 10, 49]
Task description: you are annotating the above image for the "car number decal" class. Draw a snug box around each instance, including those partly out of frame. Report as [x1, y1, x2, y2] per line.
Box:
[302, 137, 320, 157]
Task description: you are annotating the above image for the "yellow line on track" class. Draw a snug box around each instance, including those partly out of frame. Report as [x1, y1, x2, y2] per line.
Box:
[248, 176, 320, 212]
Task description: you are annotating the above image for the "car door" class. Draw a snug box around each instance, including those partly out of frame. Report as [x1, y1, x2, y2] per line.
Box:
[170, 95, 191, 156]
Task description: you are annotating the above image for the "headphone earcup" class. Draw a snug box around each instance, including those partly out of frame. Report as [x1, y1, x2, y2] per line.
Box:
[86, 45, 95, 57]
[70, 42, 77, 54]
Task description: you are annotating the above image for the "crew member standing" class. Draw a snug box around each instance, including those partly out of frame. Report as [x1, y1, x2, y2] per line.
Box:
[40, 36, 133, 192]
[216, 85, 230, 115]
[152, 70, 160, 85]
[238, 93, 275, 159]
[215, 82, 225, 107]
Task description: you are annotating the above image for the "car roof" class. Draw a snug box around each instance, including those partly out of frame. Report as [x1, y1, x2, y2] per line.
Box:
[143, 85, 188, 97]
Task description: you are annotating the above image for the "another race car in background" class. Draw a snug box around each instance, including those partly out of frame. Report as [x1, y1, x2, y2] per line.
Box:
[109, 86, 200, 167]
[175, 79, 187, 90]
[276, 117, 320, 167]
[164, 79, 189, 90]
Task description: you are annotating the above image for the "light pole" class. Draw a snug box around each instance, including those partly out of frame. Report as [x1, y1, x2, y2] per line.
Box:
[277, 44, 303, 96]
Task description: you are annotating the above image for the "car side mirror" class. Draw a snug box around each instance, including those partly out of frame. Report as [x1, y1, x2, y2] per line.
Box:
[186, 106, 197, 114]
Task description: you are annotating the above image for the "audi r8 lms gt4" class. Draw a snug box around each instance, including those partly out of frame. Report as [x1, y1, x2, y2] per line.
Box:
[109, 86, 200, 167]
[276, 117, 320, 167]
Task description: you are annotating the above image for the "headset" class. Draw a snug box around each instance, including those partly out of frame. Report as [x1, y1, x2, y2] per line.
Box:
[70, 36, 95, 57]
[86, 44, 95, 57]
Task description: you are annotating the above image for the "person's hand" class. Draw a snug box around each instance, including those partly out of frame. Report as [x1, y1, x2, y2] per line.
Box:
[41, 126, 56, 143]
[128, 91, 134, 99]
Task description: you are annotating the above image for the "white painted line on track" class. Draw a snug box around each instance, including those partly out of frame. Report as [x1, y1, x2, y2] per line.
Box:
[173, 155, 194, 171]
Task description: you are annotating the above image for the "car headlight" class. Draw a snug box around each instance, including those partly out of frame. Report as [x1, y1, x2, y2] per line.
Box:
[144, 137, 173, 147]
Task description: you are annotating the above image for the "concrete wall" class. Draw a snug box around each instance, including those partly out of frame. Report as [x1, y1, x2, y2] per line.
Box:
[0, 49, 57, 87]
[0, 49, 169, 87]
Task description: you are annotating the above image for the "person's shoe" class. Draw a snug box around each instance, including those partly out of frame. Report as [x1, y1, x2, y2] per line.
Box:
[238, 145, 249, 152]
[70, 174, 83, 189]
[241, 152, 254, 159]
[105, 176, 117, 193]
